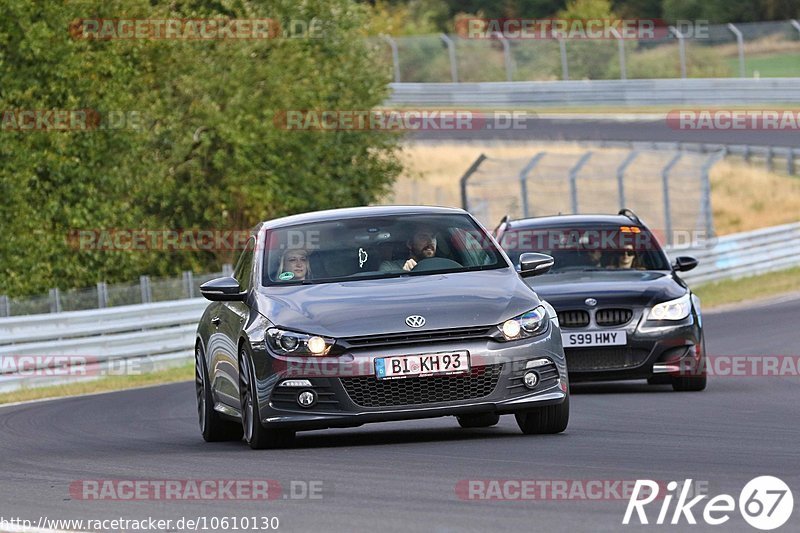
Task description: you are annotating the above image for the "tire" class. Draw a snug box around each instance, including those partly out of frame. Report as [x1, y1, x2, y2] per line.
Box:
[514, 396, 569, 435]
[671, 341, 707, 392]
[195, 344, 243, 442]
[457, 413, 500, 428]
[239, 346, 295, 449]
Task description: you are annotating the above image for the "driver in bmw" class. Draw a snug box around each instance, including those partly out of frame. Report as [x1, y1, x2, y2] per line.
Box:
[380, 225, 437, 272]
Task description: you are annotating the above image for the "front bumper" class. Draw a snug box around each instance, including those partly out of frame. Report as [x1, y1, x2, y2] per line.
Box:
[564, 313, 702, 382]
[251, 322, 567, 431]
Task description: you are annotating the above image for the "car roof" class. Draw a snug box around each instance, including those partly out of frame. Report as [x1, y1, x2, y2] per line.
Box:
[504, 214, 646, 230]
[256, 205, 468, 231]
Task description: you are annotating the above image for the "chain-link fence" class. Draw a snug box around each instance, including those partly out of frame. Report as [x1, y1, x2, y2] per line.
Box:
[371, 20, 800, 82]
[458, 148, 721, 244]
[0, 267, 231, 317]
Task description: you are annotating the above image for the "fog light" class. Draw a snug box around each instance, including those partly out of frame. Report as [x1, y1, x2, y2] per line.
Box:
[523, 370, 539, 389]
[297, 390, 316, 408]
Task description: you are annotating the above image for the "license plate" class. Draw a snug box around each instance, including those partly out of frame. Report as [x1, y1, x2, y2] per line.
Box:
[562, 330, 627, 347]
[375, 351, 469, 380]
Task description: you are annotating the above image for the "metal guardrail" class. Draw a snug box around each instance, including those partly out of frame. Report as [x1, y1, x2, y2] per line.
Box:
[0, 299, 208, 393]
[386, 78, 800, 107]
[0, 222, 798, 393]
[668, 221, 800, 285]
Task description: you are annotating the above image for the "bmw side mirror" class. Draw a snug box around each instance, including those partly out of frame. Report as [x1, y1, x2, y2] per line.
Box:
[200, 276, 246, 302]
[672, 256, 698, 272]
[518, 253, 554, 278]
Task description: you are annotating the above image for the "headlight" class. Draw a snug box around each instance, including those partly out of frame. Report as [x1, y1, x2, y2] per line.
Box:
[497, 306, 549, 341]
[267, 328, 336, 356]
[648, 294, 692, 321]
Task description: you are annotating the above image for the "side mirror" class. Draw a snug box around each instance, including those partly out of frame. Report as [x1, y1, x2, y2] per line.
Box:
[518, 252, 554, 278]
[672, 256, 698, 272]
[200, 276, 246, 302]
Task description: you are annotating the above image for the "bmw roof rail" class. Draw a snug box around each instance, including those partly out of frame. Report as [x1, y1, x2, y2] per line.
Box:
[618, 209, 641, 224]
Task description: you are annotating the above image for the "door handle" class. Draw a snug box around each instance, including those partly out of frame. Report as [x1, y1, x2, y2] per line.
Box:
[211, 316, 221, 326]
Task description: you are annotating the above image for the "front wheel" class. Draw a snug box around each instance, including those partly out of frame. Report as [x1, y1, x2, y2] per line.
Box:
[514, 396, 569, 434]
[671, 341, 707, 392]
[195, 345, 243, 442]
[239, 346, 295, 449]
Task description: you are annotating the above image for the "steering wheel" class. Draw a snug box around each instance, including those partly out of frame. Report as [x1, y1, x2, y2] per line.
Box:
[410, 257, 462, 272]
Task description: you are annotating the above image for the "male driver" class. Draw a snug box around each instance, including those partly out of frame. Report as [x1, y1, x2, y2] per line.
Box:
[380, 226, 437, 272]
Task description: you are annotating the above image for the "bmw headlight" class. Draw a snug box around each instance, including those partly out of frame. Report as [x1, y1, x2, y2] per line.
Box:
[497, 306, 549, 341]
[267, 328, 336, 356]
[648, 294, 692, 321]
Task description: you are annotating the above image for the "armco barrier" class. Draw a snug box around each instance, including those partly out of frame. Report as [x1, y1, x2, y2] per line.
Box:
[386, 78, 800, 107]
[0, 222, 798, 393]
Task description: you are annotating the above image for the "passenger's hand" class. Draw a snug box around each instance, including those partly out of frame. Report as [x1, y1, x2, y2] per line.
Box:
[402, 258, 417, 271]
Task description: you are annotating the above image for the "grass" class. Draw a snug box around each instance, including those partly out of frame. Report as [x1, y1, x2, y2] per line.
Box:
[387, 142, 800, 236]
[0, 362, 193, 406]
[694, 267, 800, 309]
[727, 52, 800, 78]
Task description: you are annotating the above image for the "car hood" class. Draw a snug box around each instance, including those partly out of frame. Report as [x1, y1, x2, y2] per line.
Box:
[255, 268, 539, 337]
[526, 270, 686, 309]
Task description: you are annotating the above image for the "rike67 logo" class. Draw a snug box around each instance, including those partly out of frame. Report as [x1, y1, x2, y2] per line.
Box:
[624, 477, 794, 530]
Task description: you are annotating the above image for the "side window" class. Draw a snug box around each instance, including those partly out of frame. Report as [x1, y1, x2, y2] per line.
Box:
[233, 237, 256, 291]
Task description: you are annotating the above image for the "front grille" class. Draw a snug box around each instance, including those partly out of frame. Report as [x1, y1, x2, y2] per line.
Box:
[341, 364, 503, 408]
[566, 348, 650, 371]
[342, 326, 493, 348]
[595, 308, 633, 327]
[557, 310, 590, 328]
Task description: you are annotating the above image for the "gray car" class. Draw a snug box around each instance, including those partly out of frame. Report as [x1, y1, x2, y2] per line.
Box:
[195, 206, 569, 449]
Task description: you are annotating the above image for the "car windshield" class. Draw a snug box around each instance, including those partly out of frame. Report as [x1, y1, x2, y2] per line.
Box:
[500, 224, 671, 272]
[263, 213, 508, 285]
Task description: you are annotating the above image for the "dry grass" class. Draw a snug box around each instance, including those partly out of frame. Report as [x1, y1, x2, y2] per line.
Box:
[384, 142, 800, 236]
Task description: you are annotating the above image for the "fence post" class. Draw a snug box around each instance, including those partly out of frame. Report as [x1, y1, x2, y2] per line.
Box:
[491, 32, 514, 81]
[97, 282, 107, 308]
[49, 288, 62, 314]
[612, 28, 627, 80]
[382, 35, 401, 83]
[440, 34, 459, 83]
[616, 150, 639, 209]
[569, 152, 593, 214]
[140, 275, 152, 304]
[726, 23, 746, 78]
[661, 152, 683, 246]
[459, 154, 488, 211]
[222, 263, 234, 277]
[557, 38, 569, 80]
[0, 295, 9, 317]
[766, 146, 774, 172]
[791, 19, 800, 36]
[183, 271, 194, 298]
[669, 26, 687, 79]
[701, 150, 725, 240]
[519, 152, 547, 217]
[789, 149, 796, 176]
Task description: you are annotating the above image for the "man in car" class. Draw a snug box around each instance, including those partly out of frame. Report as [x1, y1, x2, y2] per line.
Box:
[380, 225, 438, 272]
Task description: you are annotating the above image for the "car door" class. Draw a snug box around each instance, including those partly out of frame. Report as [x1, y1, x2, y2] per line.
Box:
[210, 236, 256, 409]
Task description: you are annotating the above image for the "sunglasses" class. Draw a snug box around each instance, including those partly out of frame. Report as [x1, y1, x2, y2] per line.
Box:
[621, 250, 635, 257]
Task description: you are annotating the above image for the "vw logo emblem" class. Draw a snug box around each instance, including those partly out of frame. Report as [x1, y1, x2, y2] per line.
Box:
[405, 315, 426, 328]
[585, 298, 598, 307]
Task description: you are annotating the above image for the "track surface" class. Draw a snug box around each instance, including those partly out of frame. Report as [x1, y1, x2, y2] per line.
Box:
[411, 117, 800, 147]
[1, 295, 799, 532]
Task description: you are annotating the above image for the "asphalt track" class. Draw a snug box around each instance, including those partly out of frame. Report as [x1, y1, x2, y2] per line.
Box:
[411, 117, 800, 146]
[1, 294, 799, 532]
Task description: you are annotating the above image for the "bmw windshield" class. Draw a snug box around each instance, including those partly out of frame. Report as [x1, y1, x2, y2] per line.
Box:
[263, 213, 509, 285]
[500, 224, 671, 273]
